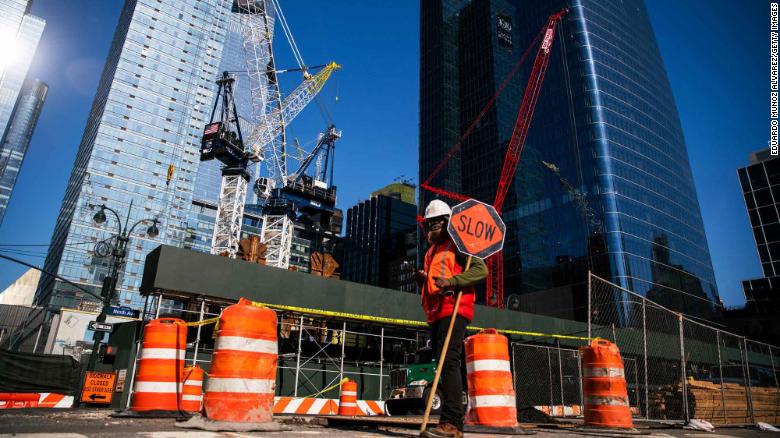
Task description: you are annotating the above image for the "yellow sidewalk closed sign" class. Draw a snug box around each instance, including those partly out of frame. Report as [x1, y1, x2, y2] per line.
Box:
[81, 371, 116, 404]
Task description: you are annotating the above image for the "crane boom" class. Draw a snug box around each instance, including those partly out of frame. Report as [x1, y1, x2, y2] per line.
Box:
[248, 62, 340, 160]
[486, 9, 568, 308]
[206, 1, 339, 259]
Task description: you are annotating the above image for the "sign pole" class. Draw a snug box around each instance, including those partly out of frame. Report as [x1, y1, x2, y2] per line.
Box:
[420, 256, 472, 434]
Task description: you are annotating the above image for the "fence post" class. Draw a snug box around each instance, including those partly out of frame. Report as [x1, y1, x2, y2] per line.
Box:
[678, 314, 689, 422]
[294, 315, 304, 397]
[587, 272, 592, 340]
[379, 327, 384, 400]
[340, 321, 347, 386]
[642, 298, 649, 420]
[547, 347, 554, 414]
[556, 340, 565, 411]
[716, 330, 727, 423]
[743, 338, 755, 424]
[154, 294, 162, 318]
[192, 299, 205, 365]
[577, 350, 584, 415]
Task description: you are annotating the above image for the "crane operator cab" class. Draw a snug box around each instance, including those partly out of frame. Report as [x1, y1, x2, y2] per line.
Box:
[200, 121, 244, 164]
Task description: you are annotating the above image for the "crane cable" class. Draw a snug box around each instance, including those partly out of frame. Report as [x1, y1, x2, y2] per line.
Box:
[270, 0, 306, 72]
[421, 23, 547, 189]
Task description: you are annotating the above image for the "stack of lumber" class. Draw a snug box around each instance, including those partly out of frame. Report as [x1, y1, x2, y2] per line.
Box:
[648, 380, 779, 425]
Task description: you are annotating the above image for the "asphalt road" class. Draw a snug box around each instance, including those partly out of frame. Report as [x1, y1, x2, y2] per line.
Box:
[0, 409, 777, 437]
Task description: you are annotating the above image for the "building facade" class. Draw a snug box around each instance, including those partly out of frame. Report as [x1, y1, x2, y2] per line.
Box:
[0, 78, 47, 225]
[420, 0, 720, 319]
[0, 0, 45, 146]
[724, 148, 780, 345]
[37, 0, 234, 314]
[738, 148, 780, 277]
[343, 183, 417, 292]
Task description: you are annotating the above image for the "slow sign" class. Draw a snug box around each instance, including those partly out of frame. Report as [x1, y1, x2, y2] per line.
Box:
[447, 199, 506, 259]
[80, 371, 116, 404]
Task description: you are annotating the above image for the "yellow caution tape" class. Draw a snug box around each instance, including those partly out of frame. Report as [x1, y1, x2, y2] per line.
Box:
[184, 316, 220, 327]
[244, 299, 590, 342]
[300, 377, 349, 399]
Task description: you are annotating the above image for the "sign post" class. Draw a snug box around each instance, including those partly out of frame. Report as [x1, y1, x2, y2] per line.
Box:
[420, 199, 506, 434]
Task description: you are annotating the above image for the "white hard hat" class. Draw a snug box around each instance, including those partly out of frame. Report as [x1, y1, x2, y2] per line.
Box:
[424, 199, 452, 219]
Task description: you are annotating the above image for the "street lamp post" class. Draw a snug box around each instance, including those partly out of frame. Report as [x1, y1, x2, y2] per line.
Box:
[86, 200, 158, 372]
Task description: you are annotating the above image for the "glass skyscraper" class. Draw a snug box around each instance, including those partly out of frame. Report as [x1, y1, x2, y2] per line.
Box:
[0, 78, 47, 226]
[38, 0, 234, 312]
[0, 0, 45, 224]
[420, 0, 720, 319]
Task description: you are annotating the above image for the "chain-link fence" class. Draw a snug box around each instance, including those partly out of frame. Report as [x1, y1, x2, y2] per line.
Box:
[511, 342, 641, 418]
[588, 273, 780, 424]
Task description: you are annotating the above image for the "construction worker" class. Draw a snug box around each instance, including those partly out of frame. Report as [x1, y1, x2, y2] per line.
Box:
[417, 199, 487, 438]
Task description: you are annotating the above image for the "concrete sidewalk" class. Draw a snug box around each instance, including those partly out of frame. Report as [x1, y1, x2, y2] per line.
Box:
[0, 409, 776, 437]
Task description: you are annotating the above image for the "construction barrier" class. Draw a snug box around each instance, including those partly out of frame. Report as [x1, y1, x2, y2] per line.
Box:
[180, 365, 203, 413]
[464, 329, 518, 427]
[0, 393, 75, 409]
[273, 396, 384, 416]
[535, 405, 582, 417]
[130, 318, 187, 412]
[338, 379, 358, 416]
[581, 339, 633, 429]
[204, 298, 277, 422]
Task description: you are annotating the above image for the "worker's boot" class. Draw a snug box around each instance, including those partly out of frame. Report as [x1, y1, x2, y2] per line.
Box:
[421, 422, 463, 438]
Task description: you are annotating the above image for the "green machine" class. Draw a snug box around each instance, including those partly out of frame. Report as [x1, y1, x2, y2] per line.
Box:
[384, 347, 467, 415]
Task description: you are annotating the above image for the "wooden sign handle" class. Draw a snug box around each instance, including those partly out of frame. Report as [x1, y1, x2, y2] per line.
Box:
[420, 256, 472, 433]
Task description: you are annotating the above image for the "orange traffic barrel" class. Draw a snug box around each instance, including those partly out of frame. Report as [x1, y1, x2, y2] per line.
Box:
[204, 298, 277, 422]
[581, 339, 633, 429]
[338, 379, 358, 416]
[130, 318, 186, 412]
[464, 329, 517, 427]
[180, 364, 204, 413]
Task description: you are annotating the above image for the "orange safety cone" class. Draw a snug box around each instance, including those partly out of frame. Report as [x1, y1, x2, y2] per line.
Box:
[130, 318, 187, 412]
[204, 298, 277, 423]
[581, 339, 634, 429]
[463, 329, 517, 427]
[180, 364, 204, 413]
[338, 379, 358, 416]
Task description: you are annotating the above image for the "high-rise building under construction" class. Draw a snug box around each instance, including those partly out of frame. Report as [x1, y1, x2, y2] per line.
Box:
[420, 0, 721, 318]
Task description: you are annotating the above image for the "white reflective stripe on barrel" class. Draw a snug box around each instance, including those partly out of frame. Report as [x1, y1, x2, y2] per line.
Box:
[206, 377, 275, 394]
[585, 395, 629, 406]
[139, 348, 185, 360]
[133, 381, 182, 393]
[214, 336, 278, 354]
[340, 402, 357, 407]
[181, 394, 202, 401]
[341, 391, 357, 397]
[468, 394, 516, 408]
[466, 359, 511, 374]
[183, 380, 203, 387]
[583, 367, 624, 378]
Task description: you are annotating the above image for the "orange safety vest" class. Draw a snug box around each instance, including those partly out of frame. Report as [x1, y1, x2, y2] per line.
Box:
[422, 240, 475, 323]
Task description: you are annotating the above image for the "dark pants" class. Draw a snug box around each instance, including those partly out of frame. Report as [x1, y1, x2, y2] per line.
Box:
[430, 314, 468, 430]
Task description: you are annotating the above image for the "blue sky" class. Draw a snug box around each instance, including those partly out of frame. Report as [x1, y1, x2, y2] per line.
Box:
[0, 1, 767, 307]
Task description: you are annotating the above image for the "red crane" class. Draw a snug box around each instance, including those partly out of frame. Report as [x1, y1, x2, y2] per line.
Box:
[420, 8, 569, 308]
